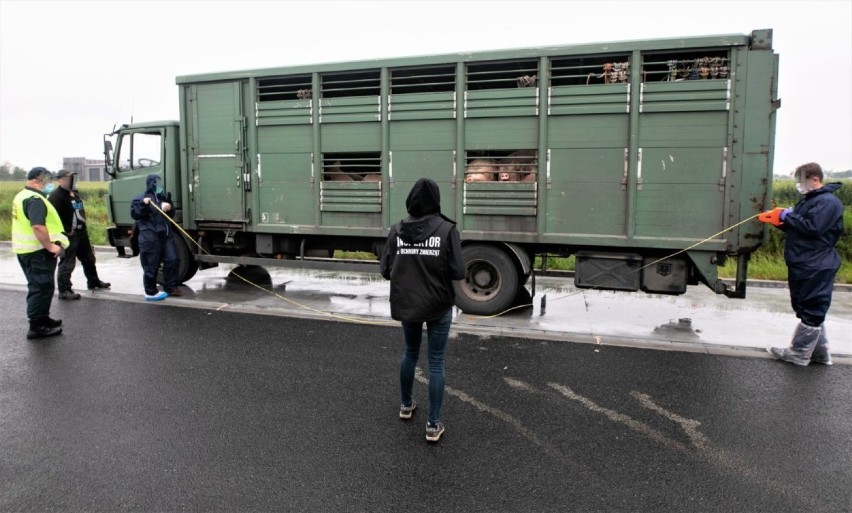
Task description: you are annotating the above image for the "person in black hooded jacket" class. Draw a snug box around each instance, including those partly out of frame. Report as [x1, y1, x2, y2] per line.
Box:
[380, 178, 466, 443]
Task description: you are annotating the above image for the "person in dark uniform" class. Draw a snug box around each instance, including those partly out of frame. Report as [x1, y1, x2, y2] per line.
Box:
[380, 178, 466, 442]
[11, 167, 69, 339]
[760, 162, 845, 366]
[130, 174, 180, 301]
[48, 170, 110, 300]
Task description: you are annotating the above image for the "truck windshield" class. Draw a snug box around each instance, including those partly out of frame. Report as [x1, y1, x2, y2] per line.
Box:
[116, 132, 162, 172]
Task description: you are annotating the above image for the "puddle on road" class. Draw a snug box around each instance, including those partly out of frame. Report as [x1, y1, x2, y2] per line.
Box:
[0, 247, 849, 355]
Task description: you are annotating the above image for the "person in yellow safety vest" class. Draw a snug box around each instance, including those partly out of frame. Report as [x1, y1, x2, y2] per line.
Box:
[11, 167, 69, 339]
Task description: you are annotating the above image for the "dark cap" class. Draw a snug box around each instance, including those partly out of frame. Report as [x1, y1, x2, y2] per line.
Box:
[27, 167, 52, 180]
[55, 169, 76, 179]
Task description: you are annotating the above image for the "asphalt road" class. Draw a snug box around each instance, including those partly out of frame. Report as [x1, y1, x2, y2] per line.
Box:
[1, 289, 851, 512]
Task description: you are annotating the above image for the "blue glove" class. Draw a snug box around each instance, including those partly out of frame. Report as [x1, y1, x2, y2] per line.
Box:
[779, 207, 793, 221]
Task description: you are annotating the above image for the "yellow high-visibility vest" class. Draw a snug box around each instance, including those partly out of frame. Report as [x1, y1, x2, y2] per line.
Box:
[11, 189, 68, 254]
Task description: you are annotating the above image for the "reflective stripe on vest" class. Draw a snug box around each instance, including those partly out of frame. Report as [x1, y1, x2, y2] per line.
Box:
[11, 189, 69, 254]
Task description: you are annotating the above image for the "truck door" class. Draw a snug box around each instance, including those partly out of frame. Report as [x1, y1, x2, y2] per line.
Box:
[188, 81, 248, 224]
[109, 130, 166, 227]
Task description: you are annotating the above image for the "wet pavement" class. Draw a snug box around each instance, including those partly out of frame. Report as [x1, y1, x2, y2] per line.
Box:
[1, 243, 849, 362]
[2, 246, 852, 511]
[2, 289, 851, 512]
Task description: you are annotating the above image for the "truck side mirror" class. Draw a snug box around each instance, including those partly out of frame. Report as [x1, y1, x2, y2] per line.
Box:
[103, 138, 115, 178]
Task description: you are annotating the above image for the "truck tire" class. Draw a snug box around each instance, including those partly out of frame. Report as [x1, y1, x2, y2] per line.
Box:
[173, 231, 199, 283]
[156, 231, 198, 285]
[453, 244, 519, 316]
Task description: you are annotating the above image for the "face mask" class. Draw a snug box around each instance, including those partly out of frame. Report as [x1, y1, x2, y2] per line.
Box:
[155, 185, 164, 195]
[795, 182, 810, 195]
[42, 183, 56, 195]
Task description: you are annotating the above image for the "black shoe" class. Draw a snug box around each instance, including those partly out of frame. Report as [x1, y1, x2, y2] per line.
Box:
[44, 317, 62, 328]
[88, 280, 111, 290]
[27, 324, 62, 339]
[59, 290, 81, 300]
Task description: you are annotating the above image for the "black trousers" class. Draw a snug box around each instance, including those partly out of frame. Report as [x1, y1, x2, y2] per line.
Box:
[17, 249, 57, 321]
[139, 232, 179, 295]
[788, 266, 838, 327]
[57, 229, 101, 292]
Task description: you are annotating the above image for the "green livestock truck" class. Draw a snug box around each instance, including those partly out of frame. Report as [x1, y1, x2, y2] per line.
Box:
[104, 29, 779, 315]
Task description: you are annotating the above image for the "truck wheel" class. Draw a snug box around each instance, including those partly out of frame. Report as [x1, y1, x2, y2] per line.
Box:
[174, 231, 198, 283]
[453, 244, 519, 316]
[156, 231, 198, 285]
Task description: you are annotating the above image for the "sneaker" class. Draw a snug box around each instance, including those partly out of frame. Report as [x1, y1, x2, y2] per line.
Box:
[399, 401, 417, 420]
[27, 324, 62, 340]
[167, 287, 183, 297]
[58, 290, 81, 300]
[425, 421, 445, 443]
[88, 280, 111, 290]
[144, 291, 168, 301]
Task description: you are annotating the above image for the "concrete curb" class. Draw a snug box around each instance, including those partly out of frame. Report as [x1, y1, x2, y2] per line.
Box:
[1, 282, 849, 365]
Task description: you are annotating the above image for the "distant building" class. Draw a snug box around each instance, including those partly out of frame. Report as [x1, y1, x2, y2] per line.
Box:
[62, 157, 108, 182]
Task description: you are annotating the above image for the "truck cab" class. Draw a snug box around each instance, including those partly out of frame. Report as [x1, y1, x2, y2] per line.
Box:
[104, 121, 196, 279]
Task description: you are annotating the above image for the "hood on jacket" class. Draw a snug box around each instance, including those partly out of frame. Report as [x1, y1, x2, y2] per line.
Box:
[405, 178, 441, 217]
[802, 182, 842, 200]
[398, 178, 444, 244]
[146, 174, 161, 193]
[821, 182, 842, 194]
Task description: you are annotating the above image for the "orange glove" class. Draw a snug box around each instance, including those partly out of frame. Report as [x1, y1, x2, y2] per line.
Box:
[758, 207, 787, 227]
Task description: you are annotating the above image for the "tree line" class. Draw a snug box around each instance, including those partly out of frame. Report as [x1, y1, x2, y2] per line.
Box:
[0, 163, 28, 181]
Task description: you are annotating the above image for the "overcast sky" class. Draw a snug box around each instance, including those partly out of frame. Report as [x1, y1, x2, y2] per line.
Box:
[1, 0, 850, 175]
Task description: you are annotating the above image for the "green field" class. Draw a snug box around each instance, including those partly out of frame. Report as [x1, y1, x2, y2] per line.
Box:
[1, 182, 111, 246]
[3, 180, 851, 283]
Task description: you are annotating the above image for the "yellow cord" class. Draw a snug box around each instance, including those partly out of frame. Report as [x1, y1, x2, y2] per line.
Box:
[637, 213, 760, 272]
[469, 212, 763, 318]
[148, 202, 396, 326]
[148, 202, 762, 323]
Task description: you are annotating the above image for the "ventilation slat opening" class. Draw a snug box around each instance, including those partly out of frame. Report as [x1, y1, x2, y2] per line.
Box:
[322, 152, 382, 182]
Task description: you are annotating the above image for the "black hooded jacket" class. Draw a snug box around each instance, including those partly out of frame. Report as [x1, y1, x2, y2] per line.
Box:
[380, 178, 466, 322]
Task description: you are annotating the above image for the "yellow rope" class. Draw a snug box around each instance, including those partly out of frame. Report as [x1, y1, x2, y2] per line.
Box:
[148, 202, 396, 326]
[637, 213, 760, 272]
[469, 213, 762, 318]
[148, 201, 762, 323]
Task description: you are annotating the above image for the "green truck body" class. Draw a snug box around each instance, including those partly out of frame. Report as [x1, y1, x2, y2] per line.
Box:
[105, 29, 779, 315]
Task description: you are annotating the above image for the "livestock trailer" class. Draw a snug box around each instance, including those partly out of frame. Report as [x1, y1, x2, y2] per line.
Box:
[105, 29, 779, 315]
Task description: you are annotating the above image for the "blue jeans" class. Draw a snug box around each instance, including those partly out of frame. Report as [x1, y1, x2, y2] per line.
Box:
[399, 308, 452, 424]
